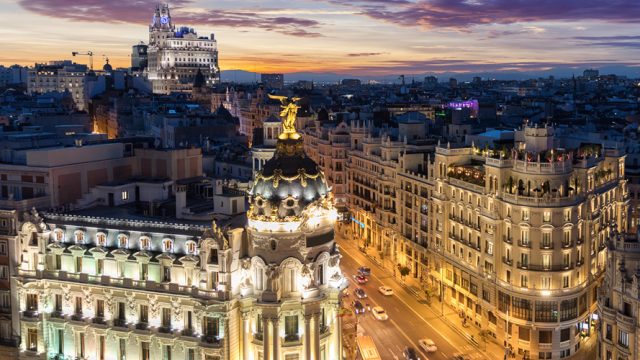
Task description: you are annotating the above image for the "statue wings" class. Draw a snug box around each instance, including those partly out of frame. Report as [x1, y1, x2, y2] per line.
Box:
[268, 94, 301, 104]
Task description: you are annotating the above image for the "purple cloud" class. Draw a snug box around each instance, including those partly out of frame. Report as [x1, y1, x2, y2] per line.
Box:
[18, 0, 323, 37]
[347, 52, 387, 57]
[327, 0, 640, 28]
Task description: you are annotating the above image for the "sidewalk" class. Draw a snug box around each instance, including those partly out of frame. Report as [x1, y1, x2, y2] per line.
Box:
[337, 230, 503, 359]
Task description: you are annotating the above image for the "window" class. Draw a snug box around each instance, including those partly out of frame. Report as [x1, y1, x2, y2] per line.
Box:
[511, 297, 531, 321]
[605, 324, 612, 340]
[482, 289, 491, 302]
[163, 266, 171, 282]
[563, 275, 569, 288]
[27, 328, 37, 351]
[560, 299, 577, 321]
[186, 241, 196, 254]
[619, 329, 629, 348]
[98, 335, 105, 360]
[96, 259, 104, 275]
[76, 256, 83, 273]
[560, 328, 571, 342]
[57, 329, 64, 354]
[96, 299, 104, 318]
[141, 342, 150, 360]
[118, 234, 128, 249]
[121, 190, 129, 201]
[541, 232, 551, 248]
[78, 332, 85, 358]
[543, 211, 551, 222]
[0, 266, 7, 280]
[139, 305, 148, 324]
[54, 294, 62, 313]
[539, 330, 552, 344]
[0, 241, 7, 255]
[498, 291, 510, 313]
[139, 237, 150, 250]
[96, 233, 106, 247]
[204, 316, 219, 337]
[54, 229, 64, 242]
[209, 249, 218, 264]
[75, 230, 84, 244]
[162, 308, 171, 328]
[119, 338, 126, 360]
[163, 345, 172, 360]
[141, 263, 148, 281]
[520, 275, 528, 288]
[75, 296, 82, 315]
[542, 255, 551, 270]
[522, 209, 529, 221]
[535, 301, 557, 322]
[519, 327, 530, 341]
[285, 315, 299, 339]
[163, 239, 173, 253]
[564, 209, 571, 222]
[26, 293, 38, 311]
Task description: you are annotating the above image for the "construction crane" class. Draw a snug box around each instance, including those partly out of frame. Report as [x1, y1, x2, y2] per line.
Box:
[72, 51, 94, 70]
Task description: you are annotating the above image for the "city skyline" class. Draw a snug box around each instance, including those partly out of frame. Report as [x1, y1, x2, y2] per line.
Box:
[2, 0, 640, 77]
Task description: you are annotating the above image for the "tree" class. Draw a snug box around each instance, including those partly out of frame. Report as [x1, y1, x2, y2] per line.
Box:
[399, 266, 411, 281]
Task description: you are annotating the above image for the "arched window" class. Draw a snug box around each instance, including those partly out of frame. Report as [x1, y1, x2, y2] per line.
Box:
[163, 239, 173, 253]
[53, 229, 64, 242]
[74, 230, 85, 244]
[96, 232, 107, 247]
[118, 234, 128, 249]
[185, 241, 196, 255]
[139, 236, 151, 250]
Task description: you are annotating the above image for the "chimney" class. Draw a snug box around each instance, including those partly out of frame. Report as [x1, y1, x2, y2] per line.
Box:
[175, 184, 187, 219]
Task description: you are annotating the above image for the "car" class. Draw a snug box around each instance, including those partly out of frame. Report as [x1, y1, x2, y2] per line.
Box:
[372, 306, 388, 321]
[355, 288, 367, 298]
[358, 266, 371, 276]
[352, 300, 365, 314]
[403, 346, 420, 360]
[419, 338, 437, 353]
[378, 285, 394, 296]
[354, 275, 368, 284]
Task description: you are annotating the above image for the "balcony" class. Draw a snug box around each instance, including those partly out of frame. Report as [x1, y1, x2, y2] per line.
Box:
[113, 318, 127, 328]
[50, 310, 64, 319]
[516, 262, 574, 271]
[201, 334, 221, 347]
[502, 257, 513, 266]
[92, 317, 106, 325]
[576, 258, 585, 267]
[159, 325, 172, 334]
[70, 313, 84, 322]
[253, 332, 264, 342]
[517, 240, 531, 249]
[181, 328, 196, 338]
[540, 242, 554, 250]
[561, 241, 573, 249]
[503, 235, 513, 244]
[22, 310, 39, 318]
[617, 312, 636, 327]
[577, 238, 584, 245]
[135, 322, 149, 330]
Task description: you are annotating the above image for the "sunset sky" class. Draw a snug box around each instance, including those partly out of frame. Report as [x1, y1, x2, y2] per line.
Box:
[2, 0, 640, 76]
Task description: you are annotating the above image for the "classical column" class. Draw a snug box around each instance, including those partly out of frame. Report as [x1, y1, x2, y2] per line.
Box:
[304, 314, 312, 360]
[263, 317, 271, 360]
[242, 312, 250, 360]
[335, 305, 343, 359]
[272, 317, 280, 360]
[224, 316, 230, 360]
[313, 313, 321, 360]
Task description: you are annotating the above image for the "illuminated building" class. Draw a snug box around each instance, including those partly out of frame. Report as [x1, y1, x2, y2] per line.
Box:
[146, 4, 220, 94]
[598, 231, 640, 360]
[27, 61, 88, 111]
[425, 124, 626, 359]
[12, 98, 344, 360]
[131, 42, 148, 71]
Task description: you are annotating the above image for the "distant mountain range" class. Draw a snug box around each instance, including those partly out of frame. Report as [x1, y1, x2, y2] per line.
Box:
[221, 65, 640, 84]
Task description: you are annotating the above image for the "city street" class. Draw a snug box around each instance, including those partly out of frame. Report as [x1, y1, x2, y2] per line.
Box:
[338, 230, 489, 360]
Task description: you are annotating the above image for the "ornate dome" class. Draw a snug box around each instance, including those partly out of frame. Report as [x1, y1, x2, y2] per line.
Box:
[249, 137, 330, 221]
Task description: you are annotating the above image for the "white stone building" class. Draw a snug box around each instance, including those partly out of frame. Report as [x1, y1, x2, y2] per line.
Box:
[146, 4, 220, 94]
[12, 118, 345, 359]
[27, 61, 88, 111]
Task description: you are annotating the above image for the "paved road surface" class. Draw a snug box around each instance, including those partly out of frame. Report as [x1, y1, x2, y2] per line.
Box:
[338, 232, 488, 360]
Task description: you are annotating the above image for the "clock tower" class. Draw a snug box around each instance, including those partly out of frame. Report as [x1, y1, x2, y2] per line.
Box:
[150, 3, 173, 32]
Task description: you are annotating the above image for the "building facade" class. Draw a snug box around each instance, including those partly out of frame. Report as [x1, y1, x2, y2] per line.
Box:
[12, 115, 344, 360]
[598, 231, 640, 360]
[146, 4, 220, 94]
[27, 61, 88, 111]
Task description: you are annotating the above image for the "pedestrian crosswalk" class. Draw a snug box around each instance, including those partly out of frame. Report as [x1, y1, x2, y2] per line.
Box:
[452, 345, 487, 359]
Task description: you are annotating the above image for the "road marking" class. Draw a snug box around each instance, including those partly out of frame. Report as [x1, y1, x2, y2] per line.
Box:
[340, 241, 458, 349]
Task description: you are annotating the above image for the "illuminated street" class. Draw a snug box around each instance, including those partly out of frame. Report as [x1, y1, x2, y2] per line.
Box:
[338, 230, 489, 360]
